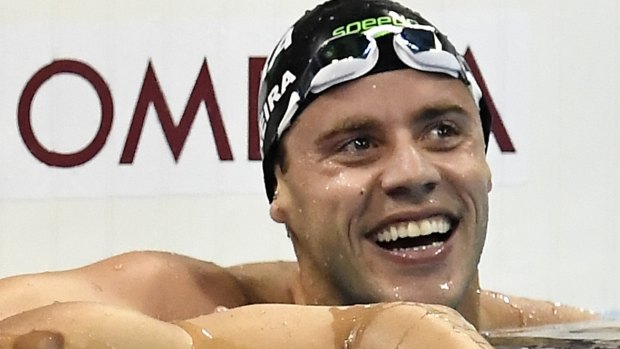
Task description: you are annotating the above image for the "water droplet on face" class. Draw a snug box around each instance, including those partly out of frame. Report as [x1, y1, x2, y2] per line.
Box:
[392, 286, 402, 300]
[113, 264, 123, 271]
[335, 172, 348, 186]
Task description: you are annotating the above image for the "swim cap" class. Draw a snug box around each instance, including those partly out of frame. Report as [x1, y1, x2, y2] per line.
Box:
[259, 0, 492, 201]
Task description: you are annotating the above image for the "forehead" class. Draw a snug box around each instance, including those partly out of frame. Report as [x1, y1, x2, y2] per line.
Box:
[291, 69, 479, 132]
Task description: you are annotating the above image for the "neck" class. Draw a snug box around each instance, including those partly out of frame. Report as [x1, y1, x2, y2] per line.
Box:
[291, 263, 343, 305]
[292, 267, 484, 328]
[455, 272, 483, 328]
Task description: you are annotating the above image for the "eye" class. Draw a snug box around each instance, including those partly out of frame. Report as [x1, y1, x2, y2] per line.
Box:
[341, 137, 372, 152]
[428, 121, 459, 139]
[331, 134, 381, 165]
[423, 121, 462, 149]
[339, 136, 374, 153]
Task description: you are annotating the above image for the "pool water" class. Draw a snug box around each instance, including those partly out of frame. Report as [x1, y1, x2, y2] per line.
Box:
[483, 320, 620, 349]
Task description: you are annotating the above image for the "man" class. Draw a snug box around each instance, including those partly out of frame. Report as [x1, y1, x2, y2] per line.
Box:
[0, 0, 596, 348]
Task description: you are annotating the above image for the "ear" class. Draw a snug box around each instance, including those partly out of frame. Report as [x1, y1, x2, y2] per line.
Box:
[486, 171, 493, 193]
[269, 194, 287, 223]
[269, 165, 289, 224]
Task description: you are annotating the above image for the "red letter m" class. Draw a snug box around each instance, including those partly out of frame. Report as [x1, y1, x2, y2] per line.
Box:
[120, 60, 233, 163]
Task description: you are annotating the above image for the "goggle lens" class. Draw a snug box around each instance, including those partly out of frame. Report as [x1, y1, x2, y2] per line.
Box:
[399, 27, 437, 53]
[315, 35, 373, 67]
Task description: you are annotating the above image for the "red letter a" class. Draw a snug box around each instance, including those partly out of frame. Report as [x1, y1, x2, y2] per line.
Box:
[464, 48, 516, 153]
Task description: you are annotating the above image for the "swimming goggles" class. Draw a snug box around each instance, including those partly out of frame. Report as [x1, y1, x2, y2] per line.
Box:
[277, 24, 483, 138]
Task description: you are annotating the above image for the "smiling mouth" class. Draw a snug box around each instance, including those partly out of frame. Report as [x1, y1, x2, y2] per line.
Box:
[372, 216, 455, 252]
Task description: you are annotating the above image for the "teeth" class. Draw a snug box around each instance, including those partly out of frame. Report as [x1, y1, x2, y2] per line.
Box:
[394, 241, 444, 253]
[390, 226, 398, 241]
[375, 217, 451, 243]
[420, 220, 432, 236]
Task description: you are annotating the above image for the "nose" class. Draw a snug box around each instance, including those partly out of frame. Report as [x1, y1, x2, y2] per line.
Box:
[380, 138, 441, 200]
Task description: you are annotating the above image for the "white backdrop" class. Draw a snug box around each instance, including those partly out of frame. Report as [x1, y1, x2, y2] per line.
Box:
[0, 0, 618, 313]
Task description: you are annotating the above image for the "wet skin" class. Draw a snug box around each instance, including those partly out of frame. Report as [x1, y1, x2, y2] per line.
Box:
[271, 69, 492, 311]
[0, 69, 599, 349]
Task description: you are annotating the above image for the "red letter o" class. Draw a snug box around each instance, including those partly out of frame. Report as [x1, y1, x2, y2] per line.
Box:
[18, 60, 113, 167]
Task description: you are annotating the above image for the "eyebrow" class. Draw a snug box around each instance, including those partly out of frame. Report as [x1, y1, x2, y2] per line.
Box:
[414, 104, 471, 124]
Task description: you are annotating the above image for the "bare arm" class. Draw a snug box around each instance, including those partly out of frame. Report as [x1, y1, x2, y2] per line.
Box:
[184, 303, 493, 349]
[478, 290, 600, 330]
[0, 251, 248, 321]
[0, 302, 192, 349]
[0, 302, 493, 349]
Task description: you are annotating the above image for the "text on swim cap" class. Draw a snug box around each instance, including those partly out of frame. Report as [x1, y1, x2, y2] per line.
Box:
[332, 15, 419, 37]
[260, 26, 296, 142]
[267, 70, 296, 112]
[260, 70, 297, 141]
[266, 26, 294, 72]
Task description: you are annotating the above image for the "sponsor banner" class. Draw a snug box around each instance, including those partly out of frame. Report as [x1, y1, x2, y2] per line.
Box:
[0, 1, 525, 199]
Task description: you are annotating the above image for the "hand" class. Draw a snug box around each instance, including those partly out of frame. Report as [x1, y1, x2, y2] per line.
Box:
[0, 302, 192, 349]
[348, 303, 492, 349]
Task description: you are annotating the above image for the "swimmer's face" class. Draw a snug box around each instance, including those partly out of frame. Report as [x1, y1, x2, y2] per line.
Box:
[270, 69, 492, 307]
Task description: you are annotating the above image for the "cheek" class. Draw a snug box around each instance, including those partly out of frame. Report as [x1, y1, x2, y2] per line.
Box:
[441, 157, 491, 202]
[287, 168, 375, 227]
[292, 158, 375, 198]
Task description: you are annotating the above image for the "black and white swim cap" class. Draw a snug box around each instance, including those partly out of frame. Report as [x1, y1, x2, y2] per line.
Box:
[259, 0, 491, 201]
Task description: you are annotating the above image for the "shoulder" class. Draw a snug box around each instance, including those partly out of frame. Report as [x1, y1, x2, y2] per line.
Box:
[98, 252, 300, 306]
[226, 261, 298, 304]
[0, 252, 300, 322]
[0, 251, 249, 321]
[83, 251, 258, 319]
[479, 290, 599, 330]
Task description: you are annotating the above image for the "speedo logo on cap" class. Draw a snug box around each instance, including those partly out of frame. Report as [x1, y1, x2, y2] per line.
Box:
[332, 13, 419, 37]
